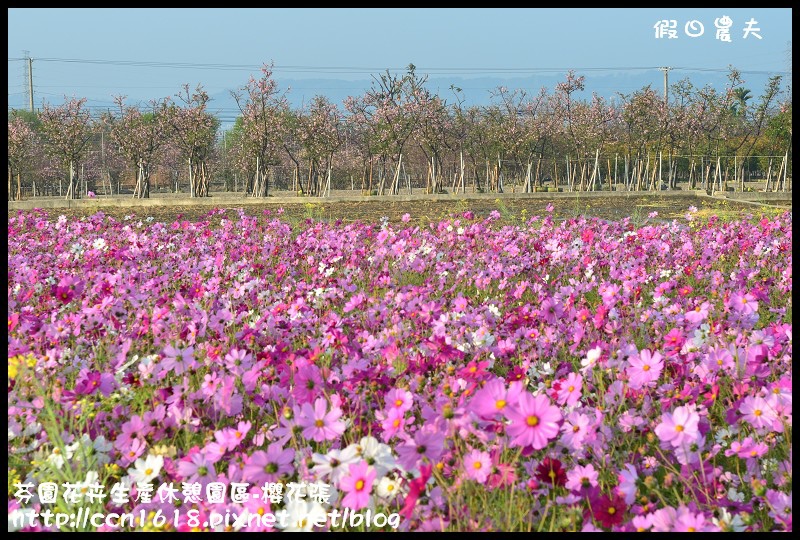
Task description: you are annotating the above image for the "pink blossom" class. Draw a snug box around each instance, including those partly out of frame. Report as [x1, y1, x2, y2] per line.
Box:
[626, 349, 664, 389]
[462, 449, 492, 483]
[296, 397, 346, 442]
[654, 404, 700, 448]
[504, 392, 562, 449]
[555, 372, 583, 407]
[339, 460, 376, 510]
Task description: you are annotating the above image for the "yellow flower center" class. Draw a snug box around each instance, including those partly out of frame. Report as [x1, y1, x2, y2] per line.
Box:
[145, 468, 153, 476]
[495, 399, 506, 409]
[608, 507, 616, 515]
[395, 399, 403, 407]
[355, 479, 365, 491]
[675, 425, 684, 432]
[526, 415, 540, 427]
[642, 365, 650, 372]
[315, 419, 325, 427]
[393, 419, 401, 428]
[473, 461, 482, 470]
[568, 385, 575, 392]
[754, 409, 762, 417]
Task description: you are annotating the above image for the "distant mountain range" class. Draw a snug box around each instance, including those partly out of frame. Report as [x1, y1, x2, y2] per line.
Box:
[8, 70, 787, 132]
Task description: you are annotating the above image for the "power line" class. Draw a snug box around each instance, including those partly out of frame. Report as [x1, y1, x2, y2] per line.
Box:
[8, 57, 791, 76]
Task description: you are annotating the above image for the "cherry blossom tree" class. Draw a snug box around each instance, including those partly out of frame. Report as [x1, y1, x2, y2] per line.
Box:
[345, 64, 424, 195]
[162, 84, 218, 197]
[298, 95, 344, 196]
[37, 97, 96, 199]
[7, 113, 39, 200]
[231, 63, 288, 197]
[409, 84, 452, 193]
[102, 96, 169, 198]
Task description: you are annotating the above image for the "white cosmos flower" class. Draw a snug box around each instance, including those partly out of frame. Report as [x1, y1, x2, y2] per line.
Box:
[311, 446, 359, 484]
[712, 508, 746, 532]
[580, 347, 603, 372]
[46, 444, 75, 470]
[128, 454, 164, 484]
[279, 499, 328, 531]
[22, 423, 42, 438]
[375, 474, 404, 501]
[351, 436, 397, 477]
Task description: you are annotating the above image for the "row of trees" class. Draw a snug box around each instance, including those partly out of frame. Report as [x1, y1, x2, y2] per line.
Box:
[8, 63, 792, 200]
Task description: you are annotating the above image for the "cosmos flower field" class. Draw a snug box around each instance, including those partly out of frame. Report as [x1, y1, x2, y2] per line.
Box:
[7, 205, 792, 532]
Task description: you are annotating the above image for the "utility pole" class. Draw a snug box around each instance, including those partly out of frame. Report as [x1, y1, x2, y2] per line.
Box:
[23, 50, 34, 113]
[28, 57, 34, 113]
[659, 67, 672, 106]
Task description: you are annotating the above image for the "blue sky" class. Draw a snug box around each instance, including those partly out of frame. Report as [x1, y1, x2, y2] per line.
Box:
[8, 8, 792, 124]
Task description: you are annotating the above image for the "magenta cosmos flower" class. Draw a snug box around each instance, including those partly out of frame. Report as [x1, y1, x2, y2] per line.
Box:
[296, 397, 346, 442]
[504, 392, 562, 449]
[339, 460, 377, 510]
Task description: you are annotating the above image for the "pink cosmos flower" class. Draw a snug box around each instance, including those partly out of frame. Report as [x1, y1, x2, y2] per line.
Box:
[339, 460, 376, 510]
[385, 388, 414, 414]
[396, 427, 445, 472]
[731, 291, 758, 315]
[765, 489, 792, 530]
[462, 449, 492, 483]
[684, 302, 710, 325]
[379, 407, 407, 442]
[242, 486, 274, 531]
[214, 420, 252, 452]
[469, 377, 522, 419]
[626, 349, 664, 390]
[560, 411, 592, 451]
[243, 442, 295, 485]
[649, 507, 677, 532]
[704, 345, 734, 373]
[631, 515, 652, 532]
[160, 344, 196, 375]
[739, 395, 778, 432]
[293, 363, 323, 404]
[555, 372, 583, 407]
[654, 404, 700, 448]
[504, 392, 562, 449]
[616, 464, 638, 505]
[565, 464, 599, 492]
[725, 436, 769, 460]
[176, 450, 217, 486]
[673, 506, 717, 532]
[296, 397, 346, 442]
